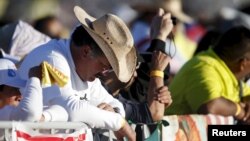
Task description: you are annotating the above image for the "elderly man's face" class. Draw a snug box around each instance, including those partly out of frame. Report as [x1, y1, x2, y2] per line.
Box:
[88, 55, 111, 82]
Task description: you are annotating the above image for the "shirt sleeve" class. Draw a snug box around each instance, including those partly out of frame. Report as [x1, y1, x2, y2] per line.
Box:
[185, 62, 222, 112]
[42, 105, 68, 121]
[147, 39, 166, 53]
[10, 77, 43, 121]
[89, 79, 125, 117]
[64, 94, 125, 131]
[118, 95, 153, 124]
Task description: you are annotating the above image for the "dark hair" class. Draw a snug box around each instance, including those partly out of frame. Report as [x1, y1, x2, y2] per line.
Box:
[33, 16, 59, 38]
[0, 85, 4, 91]
[194, 29, 221, 55]
[71, 25, 104, 57]
[213, 26, 250, 62]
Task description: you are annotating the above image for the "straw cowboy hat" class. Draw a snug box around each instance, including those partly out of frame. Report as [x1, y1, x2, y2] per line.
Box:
[131, 0, 193, 24]
[74, 6, 137, 82]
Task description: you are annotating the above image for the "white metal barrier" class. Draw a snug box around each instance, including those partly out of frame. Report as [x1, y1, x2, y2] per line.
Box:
[0, 121, 92, 141]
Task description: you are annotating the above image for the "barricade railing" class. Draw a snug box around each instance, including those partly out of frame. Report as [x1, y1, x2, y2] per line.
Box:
[0, 121, 92, 141]
[0, 114, 235, 141]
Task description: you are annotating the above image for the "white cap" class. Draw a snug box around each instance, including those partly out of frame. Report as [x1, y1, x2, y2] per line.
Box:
[0, 59, 26, 88]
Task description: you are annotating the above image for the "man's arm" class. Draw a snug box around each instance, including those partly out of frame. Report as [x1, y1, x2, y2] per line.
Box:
[197, 97, 245, 121]
[147, 8, 173, 121]
[41, 105, 69, 122]
[147, 51, 171, 121]
[66, 96, 135, 140]
[197, 84, 250, 124]
[89, 79, 125, 117]
[10, 65, 43, 121]
[240, 96, 250, 124]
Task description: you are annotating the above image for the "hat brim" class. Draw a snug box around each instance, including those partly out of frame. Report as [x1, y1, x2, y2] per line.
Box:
[5, 79, 26, 89]
[0, 68, 26, 89]
[74, 6, 137, 82]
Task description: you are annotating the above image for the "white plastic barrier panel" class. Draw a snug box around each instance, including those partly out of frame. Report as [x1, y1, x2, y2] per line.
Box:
[0, 121, 93, 141]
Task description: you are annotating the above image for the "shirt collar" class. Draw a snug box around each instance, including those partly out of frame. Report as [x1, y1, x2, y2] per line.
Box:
[208, 48, 239, 87]
[65, 39, 89, 90]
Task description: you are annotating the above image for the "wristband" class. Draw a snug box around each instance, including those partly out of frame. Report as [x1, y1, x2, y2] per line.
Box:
[235, 103, 241, 117]
[150, 70, 164, 78]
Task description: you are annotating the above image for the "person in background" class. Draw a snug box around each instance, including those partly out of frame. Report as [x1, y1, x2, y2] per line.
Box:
[33, 15, 68, 39]
[166, 26, 250, 124]
[193, 28, 222, 55]
[0, 58, 68, 122]
[0, 58, 42, 121]
[130, 0, 204, 79]
[0, 20, 50, 59]
[18, 6, 136, 141]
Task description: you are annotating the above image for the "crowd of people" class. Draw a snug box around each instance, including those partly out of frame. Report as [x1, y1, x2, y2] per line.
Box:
[1, 0, 250, 140]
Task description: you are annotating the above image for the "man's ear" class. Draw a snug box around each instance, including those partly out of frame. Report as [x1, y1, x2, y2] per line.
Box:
[239, 58, 249, 71]
[14, 95, 22, 102]
[81, 45, 92, 57]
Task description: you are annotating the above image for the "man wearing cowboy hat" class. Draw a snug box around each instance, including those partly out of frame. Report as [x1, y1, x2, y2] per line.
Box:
[18, 6, 136, 140]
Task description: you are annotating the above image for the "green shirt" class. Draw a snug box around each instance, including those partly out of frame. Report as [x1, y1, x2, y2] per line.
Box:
[165, 48, 250, 115]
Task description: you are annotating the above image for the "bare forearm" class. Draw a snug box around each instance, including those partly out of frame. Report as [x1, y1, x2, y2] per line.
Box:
[146, 8, 173, 122]
[147, 51, 171, 122]
[198, 97, 245, 120]
[147, 76, 164, 121]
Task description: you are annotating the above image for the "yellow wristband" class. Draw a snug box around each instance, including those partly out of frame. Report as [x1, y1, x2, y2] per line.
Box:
[235, 103, 241, 117]
[150, 70, 164, 78]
